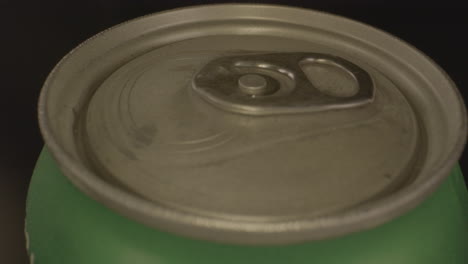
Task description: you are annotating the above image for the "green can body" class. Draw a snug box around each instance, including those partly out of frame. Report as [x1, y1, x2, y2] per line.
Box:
[25, 149, 468, 264]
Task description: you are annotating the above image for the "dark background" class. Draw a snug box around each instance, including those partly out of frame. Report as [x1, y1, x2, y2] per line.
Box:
[1, 1, 467, 263]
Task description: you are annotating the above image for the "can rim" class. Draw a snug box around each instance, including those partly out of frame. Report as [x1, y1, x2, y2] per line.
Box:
[38, 4, 467, 244]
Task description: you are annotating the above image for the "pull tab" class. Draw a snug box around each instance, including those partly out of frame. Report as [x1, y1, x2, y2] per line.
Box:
[192, 53, 374, 115]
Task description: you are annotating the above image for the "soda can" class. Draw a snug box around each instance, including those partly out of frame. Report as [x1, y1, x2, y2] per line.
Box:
[28, 4, 468, 263]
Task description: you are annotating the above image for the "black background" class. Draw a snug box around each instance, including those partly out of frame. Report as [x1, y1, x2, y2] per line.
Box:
[1, 1, 467, 263]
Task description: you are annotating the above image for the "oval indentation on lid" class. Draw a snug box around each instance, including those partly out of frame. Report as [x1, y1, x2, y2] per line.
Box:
[300, 58, 359, 98]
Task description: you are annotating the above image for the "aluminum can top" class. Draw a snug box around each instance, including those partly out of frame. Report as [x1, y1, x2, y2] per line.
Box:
[38, 4, 467, 244]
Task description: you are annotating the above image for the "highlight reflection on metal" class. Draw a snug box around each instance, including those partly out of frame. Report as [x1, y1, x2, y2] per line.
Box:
[193, 53, 374, 115]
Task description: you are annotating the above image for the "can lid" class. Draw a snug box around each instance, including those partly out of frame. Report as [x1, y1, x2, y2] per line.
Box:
[39, 4, 467, 244]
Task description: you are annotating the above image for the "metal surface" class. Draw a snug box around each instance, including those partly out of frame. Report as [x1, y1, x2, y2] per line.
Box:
[193, 53, 374, 115]
[38, 4, 467, 244]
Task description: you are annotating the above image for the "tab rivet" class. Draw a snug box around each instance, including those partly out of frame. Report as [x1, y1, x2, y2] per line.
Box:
[238, 74, 269, 96]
